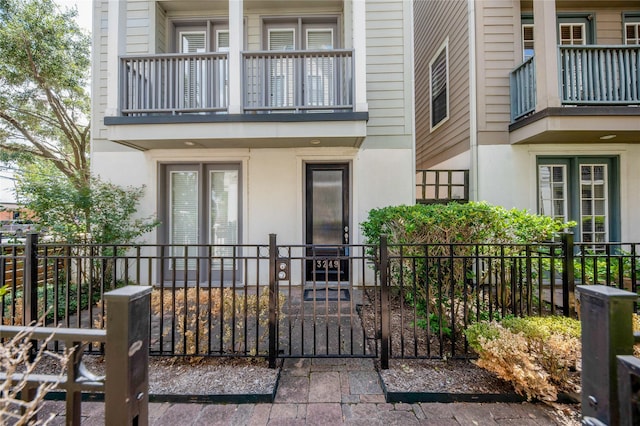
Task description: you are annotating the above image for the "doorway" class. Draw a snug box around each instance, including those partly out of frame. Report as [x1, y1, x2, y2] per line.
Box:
[305, 163, 349, 282]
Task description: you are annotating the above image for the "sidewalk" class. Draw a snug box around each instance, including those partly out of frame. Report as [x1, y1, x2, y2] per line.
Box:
[39, 358, 564, 425]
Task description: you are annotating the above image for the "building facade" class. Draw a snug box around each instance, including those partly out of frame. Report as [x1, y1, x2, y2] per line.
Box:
[91, 0, 415, 281]
[415, 0, 640, 244]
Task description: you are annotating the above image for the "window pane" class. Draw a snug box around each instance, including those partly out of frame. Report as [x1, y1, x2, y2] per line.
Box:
[210, 170, 239, 269]
[580, 164, 608, 251]
[431, 46, 447, 127]
[171, 171, 199, 269]
[538, 165, 567, 222]
[522, 24, 534, 60]
[312, 170, 343, 245]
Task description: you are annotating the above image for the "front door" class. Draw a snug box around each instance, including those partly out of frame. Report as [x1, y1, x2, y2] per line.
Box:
[305, 163, 349, 282]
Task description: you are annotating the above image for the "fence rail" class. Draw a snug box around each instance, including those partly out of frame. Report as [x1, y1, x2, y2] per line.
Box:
[1, 234, 638, 364]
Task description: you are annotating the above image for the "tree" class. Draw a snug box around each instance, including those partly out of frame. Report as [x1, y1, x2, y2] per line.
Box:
[0, 0, 90, 191]
[16, 162, 158, 244]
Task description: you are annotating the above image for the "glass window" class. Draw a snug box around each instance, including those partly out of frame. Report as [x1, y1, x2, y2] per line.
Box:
[162, 163, 242, 279]
[522, 24, 534, 60]
[559, 23, 585, 45]
[430, 42, 448, 129]
[626, 22, 640, 44]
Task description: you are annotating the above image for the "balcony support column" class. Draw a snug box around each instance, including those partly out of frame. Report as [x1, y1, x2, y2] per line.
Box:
[533, 0, 561, 111]
[229, 0, 244, 114]
[106, 0, 126, 117]
[351, 0, 368, 112]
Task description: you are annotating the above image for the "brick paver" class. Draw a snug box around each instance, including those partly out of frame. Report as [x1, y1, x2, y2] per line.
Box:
[38, 358, 567, 425]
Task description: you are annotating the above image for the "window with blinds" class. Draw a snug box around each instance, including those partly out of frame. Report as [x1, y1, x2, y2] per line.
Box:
[522, 24, 534, 60]
[537, 156, 619, 250]
[170, 171, 199, 269]
[269, 29, 295, 107]
[430, 43, 448, 129]
[163, 163, 241, 277]
[305, 29, 334, 106]
[180, 31, 206, 109]
[559, 24, 585, 45]
[626, 22, 640, 44]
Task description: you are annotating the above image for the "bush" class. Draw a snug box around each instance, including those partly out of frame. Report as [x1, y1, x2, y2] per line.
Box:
[150, 288, 285, 357]
[465, 316, 581, 401]
[361, 202, 574, 336]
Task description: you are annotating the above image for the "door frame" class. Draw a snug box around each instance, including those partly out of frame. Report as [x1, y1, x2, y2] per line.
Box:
[304, 162, 350, 282]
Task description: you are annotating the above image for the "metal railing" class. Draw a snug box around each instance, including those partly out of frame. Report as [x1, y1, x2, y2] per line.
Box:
[120, 52, 229, 116]
[415, 169, 469, 204]
[510, 56, 536, 121]
[510, 46, 640, 122]
[2, 233, 639, 364]
[560, 45, 640, 105]
[243, 49, 354, 112]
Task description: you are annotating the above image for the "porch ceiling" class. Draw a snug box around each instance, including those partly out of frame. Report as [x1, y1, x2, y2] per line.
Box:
[105, 114, 368, 150]
[509, 107, 640, 145]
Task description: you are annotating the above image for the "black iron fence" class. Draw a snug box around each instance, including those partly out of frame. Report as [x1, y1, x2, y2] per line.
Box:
[1, 233, 638, 365]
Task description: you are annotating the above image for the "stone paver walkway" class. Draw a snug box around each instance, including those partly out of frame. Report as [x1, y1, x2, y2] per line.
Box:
[39, 358, 563, 425]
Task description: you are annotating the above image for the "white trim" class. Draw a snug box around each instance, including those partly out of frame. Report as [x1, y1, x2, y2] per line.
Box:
[468, 1, 478, 201]
[559, 23, 586, 45]
[429, 38, 449, 132]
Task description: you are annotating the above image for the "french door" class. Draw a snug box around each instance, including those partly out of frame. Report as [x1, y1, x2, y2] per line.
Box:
[163, 163, 240, 283]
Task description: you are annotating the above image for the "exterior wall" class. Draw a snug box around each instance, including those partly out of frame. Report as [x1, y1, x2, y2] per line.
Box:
[414, 0, 470, 169]
[477, 143, 640, 242]
[475, 0, 520, 147]
[91, 0, 414, 251]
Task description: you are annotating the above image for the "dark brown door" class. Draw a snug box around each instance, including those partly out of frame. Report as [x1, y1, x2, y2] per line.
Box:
[305, 163, 349, 282]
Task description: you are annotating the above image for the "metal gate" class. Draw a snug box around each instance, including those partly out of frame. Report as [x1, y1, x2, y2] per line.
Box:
[272, 240, 380, 359]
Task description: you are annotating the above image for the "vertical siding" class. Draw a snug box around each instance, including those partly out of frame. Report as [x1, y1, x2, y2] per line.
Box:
[365, 0, 413, 145]
[414, 0, 470, 168]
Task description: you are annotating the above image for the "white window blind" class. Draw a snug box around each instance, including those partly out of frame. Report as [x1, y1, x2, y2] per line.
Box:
[269, 29, 295, 50]
[171, 171, 199, 269]
[217, 30, 229, 52]
[626, 23, 640, 44]
[180, 31, 206, 53]
[538, 165, 568, 223]
[559, 24, 585, 45]
[307, 29, 333, 50]
[522, 24, 534, 60]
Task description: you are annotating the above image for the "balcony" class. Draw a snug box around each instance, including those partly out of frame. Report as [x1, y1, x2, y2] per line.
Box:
[107, 49, 366, 149]
[511, 46, 640, 122]
[119, 50, 353, 116]
[509, 45, 640, 144]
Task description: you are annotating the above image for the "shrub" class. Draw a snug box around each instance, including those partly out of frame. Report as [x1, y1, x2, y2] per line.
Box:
[361, 202, 574, 337]
[465, 316, 581, 401]
[150, 288, 285, 357]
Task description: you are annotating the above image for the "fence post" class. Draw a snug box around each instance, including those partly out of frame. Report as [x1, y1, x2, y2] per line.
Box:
[105, 285, 151, 426]
[578, 284, 637, 426]
[23, 233, 39, 326]
[268, 234, 277, 369]
[561, 232, 575, 317]
[380, 235, 390, 370]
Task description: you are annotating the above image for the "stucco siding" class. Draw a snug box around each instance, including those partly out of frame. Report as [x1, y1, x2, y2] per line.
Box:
[414, 0, 469, 169]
